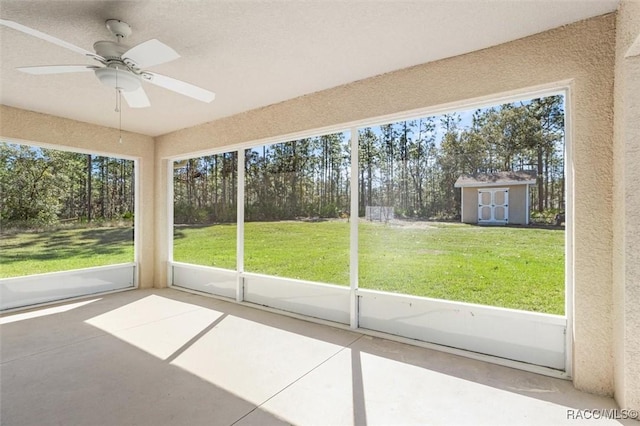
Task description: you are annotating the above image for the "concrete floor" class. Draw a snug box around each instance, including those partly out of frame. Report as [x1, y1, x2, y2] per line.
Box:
[0, 288, 630, 425]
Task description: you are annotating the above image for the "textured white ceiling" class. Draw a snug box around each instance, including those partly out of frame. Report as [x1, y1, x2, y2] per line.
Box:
[0, 0, 619, 137]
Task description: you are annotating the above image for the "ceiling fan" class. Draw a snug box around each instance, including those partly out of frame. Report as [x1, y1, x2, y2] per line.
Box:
[0, 18, 215, 108]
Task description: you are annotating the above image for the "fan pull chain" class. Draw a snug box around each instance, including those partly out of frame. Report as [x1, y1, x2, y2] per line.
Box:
[115, 67, 120, 112]
[118, 89, 123, 144]
[114, 66, 123, 143]
[115, 88, 121, 112]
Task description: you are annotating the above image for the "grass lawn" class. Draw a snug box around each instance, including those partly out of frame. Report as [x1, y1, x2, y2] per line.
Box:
[0, 226, 134, 277]
[176, 220, 352, 283]
[359, 221, 564, 314]
[0, 221, 564, 315]
[173, 220, 564, 315]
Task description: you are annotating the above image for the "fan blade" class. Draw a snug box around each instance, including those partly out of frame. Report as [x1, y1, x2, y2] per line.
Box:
[123, 39, 180, 69]
[0, 19, 95, 57]
[144, 72, 215, 103]
[18, 65, 98, 75]
[121, 86, 151, 108]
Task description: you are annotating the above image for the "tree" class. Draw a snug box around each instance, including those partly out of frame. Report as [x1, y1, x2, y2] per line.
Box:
[407, 117, 436, 217]
[528, 96, 564, 211]
[438, 113, 463, 215]
[359, 128, 378, 215]
[0, 144, 63, 227]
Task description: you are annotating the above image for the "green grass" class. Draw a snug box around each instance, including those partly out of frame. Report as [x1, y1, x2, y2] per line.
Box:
[359, 222, 564, 314]
[173, 220, 564, 315]
[174, 221, 350, 284]
[0, 221, 564, 315]
[0, 226, 134, 277]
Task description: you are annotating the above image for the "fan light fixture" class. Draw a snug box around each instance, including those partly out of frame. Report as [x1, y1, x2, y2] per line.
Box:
[94, 67, 141, 92]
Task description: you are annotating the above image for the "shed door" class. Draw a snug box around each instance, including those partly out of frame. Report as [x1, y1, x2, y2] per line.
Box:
[478, 188, 508, 224]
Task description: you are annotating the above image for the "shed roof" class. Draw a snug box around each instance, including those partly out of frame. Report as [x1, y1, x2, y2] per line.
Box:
[454, 170, 537, 188]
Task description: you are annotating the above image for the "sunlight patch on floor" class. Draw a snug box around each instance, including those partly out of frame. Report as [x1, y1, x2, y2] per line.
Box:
[86, 295, 201, 331]
[260, 349, 622, 426]
[170, 314, 346, 405]
[85, 295, 223, 360]
[1, 298, 100, 324]
[83, 294, 348, 406]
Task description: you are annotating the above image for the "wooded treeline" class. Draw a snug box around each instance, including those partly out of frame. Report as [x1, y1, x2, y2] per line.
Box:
[0, 144, 135, 229]
[174, 95, 564, 224]
[173, 132, 350, 223]
[0, 96, 564, 229]
[362, 96, 565, 219]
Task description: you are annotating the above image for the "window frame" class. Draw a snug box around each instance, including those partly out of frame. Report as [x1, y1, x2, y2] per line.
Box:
[0, 136, 142, 308]
[166, 81, 573, 377]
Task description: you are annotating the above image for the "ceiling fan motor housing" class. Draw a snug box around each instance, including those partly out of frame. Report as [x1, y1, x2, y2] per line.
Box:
[93, 40, 127, 60]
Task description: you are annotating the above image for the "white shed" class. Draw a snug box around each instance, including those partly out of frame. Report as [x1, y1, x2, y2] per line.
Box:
[454, 171, 537, 225]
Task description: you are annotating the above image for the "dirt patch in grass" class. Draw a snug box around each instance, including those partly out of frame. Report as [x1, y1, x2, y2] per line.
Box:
[364, 219, 441, 230]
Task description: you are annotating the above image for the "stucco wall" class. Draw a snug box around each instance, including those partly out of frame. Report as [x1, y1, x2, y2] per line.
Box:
[461, 185, 528, 225]
[156, 14, 617, 396]
[0, 105, 156, 289]
[613, 0, 640, 411]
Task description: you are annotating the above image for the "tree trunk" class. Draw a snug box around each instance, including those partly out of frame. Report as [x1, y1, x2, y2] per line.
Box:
[537, 145, 544, 212]
[86, 154, 92, 222]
